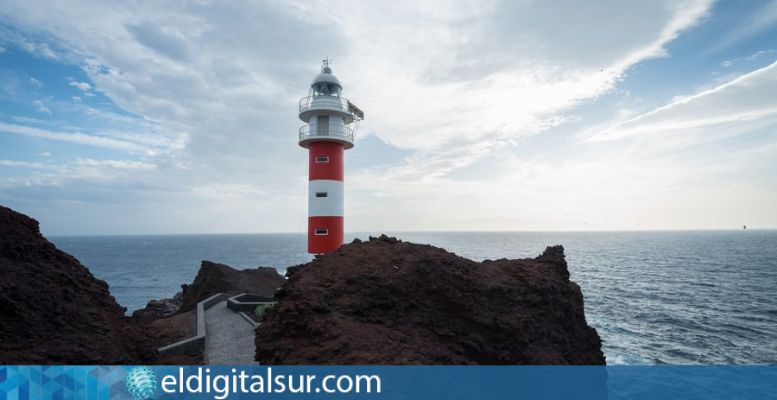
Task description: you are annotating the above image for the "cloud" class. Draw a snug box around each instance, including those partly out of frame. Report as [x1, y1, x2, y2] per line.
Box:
[707, 0, 777, 54]
[29, 77, 43, 87]
[11, 115, 46, 124]
[0, 120, 150, 152]
[21, 40, 58, 60]
[315, 0, 712, 176]
[67, 78, 92, 92]
[191, 183, 270, 201]
[587, 60, 777, 142]
[70, 157, 157, 179]
[73, 157, 156, 170]
[0, 157, 159, 192]
[9, 0, 764, 233]
[721, 49, 777, 68]
[126, 21, 190, 62]
[0, 1, 712, 158]
[32, 99, 50, 113]
[0, 159, 49, 168]
[0, 28, 60, 60]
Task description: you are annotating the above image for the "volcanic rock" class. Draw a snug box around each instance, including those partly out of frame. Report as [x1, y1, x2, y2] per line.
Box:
[178, 261, 285, 312]
[132, 260, 285, 364]
[0, 205, 156, 364]
[131, 291, 183, 325]
[255, 236, 604, 365]
[134, 261, 285, 319]
[141, 309, 201, 364]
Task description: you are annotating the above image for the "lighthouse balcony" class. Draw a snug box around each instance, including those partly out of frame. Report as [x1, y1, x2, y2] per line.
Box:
[299, 124, 354, 149]
[299, 95, 360, 123]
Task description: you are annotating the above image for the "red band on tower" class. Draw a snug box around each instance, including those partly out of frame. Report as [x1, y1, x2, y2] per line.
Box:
[309, 142, 344, 181]
[307, 216, 344, 254]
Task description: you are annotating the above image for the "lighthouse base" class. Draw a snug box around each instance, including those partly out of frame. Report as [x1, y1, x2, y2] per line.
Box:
[308, 216, 344, 254]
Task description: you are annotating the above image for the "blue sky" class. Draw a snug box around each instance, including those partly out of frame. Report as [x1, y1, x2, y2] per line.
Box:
[0, 0, 776, 235]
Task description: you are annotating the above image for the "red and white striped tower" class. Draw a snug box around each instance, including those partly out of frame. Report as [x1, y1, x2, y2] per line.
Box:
[298, 59, 364, 254]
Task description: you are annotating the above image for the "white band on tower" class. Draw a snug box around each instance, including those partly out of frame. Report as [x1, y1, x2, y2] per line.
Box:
[308, 180, 344, 217]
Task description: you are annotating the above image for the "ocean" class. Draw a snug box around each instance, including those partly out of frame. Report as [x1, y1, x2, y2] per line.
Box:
[49, 231, 777, 365]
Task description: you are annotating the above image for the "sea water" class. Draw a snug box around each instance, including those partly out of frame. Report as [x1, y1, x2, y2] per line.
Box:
[50, 230, 777, 365]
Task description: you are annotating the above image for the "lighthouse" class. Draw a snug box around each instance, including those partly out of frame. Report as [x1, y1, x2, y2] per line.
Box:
[298, 60, 364, 254]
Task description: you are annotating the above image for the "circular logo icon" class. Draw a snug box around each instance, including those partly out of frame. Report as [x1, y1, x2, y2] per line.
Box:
[125, 366, 157, 400]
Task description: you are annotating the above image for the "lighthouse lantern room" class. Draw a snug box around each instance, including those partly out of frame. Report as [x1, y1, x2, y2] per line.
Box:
[298, 59, 364, 254]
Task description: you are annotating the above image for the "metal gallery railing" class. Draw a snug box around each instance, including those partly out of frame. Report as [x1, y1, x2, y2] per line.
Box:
[298, 124, 354, 142]
[298, 95, 350, 114]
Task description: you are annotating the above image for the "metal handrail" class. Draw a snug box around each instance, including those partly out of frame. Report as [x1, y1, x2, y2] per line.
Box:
[299, 95, 350, 113]
[299, 124, 354, 142]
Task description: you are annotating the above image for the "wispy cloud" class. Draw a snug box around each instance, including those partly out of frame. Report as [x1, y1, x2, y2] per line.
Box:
[67, 78, 91, 92]
[32, 99, 50, 113]
[303, 0, 713, 179]
[721, 49, 777, 68]
[587, 60, 777, 142]
[70, 157, 157, 179]
[0, 159, 49, 168]
[707, 0, 777, 54]
[0, 121, 149, 152]
[0, 0, 713, 166]
[0, 157, 158, 190]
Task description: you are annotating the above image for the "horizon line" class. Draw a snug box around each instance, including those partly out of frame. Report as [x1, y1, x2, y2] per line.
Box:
[46, 227, 777, 238]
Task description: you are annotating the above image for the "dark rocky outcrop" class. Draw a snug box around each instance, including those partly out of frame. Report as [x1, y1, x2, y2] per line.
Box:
[132, 260, 286, 364]
[131, 291, 184, 325]
[141, 309, 200, 364]
[178, 261, 285, 312]
[255, 234, 605, 365]
[131, 290, 201, 365]
[133, 262, 285, 320]
[132, 261, 286, 325]
[0, 206, 157, 364]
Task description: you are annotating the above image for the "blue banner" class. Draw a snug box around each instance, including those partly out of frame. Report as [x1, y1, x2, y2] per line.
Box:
[1, 366, 775, 400]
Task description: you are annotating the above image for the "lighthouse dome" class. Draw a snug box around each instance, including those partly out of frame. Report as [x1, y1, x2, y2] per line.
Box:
[311, 66, 341, 85]
[311, 66, 342, 97]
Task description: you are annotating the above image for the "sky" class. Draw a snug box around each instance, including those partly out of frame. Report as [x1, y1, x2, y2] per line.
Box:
[0, 0, 776, 235]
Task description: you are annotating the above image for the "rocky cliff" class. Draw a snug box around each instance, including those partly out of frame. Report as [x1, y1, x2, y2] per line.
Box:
[133, 261, 286, 322]
[178, 261, 285, 312]
[132, 259, 286, 364]
[0, 206, 156, 364]
[255, 235, 605, 365]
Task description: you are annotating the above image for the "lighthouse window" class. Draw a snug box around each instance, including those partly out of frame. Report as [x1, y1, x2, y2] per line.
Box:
[314, 229, 329, 236]
[315, 192, 328, 198]
[313, 83, 341, 97]
[315, 156, 330, 163]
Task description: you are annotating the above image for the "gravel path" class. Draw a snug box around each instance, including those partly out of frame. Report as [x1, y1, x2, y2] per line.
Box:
[204, 300, 256, 364]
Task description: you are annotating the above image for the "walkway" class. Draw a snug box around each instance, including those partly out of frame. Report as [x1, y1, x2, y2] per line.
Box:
[204, 300, 257, 364]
